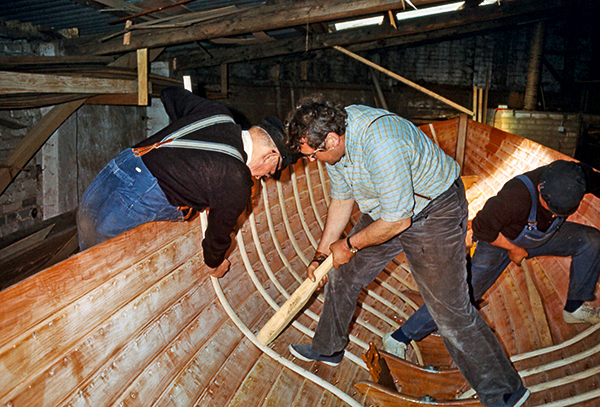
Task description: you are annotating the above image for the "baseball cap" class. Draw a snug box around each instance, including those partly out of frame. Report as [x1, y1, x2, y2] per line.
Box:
[539, 160, 586, 217]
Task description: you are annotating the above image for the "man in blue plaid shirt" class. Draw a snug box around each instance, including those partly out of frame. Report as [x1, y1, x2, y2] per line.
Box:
[285, 95, 529, 407]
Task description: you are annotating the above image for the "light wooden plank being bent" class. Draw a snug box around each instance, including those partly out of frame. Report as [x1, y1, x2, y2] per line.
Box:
[263, 177, 386, 342]
[211, 276, 364, 407]
[256, 256, 333, 346]
[247, 209, 369, 354]
[0, 71, 136, 94]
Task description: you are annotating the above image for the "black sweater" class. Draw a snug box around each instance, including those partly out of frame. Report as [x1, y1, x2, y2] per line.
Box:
[135, 87, 253, 268]
[472, 162, 600, 243]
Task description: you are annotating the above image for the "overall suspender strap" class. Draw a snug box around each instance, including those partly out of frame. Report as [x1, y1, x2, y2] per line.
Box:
[160, 140, 244, 162]
[516, 175, 538, 227]
[132, 114, 243, 162]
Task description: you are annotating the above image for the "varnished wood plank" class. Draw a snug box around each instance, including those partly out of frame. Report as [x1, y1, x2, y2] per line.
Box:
[354, 381, 482, 406]
[0, 219, 200, 346]
[0, 235, 204, 406]
[381, 350, 466, 399]
[229, 355, 284, 407]
[521, 260, 553, 347]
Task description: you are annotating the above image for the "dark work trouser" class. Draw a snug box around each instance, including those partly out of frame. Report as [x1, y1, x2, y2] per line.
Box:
[311, 179, 522, 406]
[401, 221, 600, 342]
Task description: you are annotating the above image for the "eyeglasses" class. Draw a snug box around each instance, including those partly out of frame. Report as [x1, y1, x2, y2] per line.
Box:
[302, 141, 327, 159]
[264, 152, 282, 179]
[307, 146, 328, 159]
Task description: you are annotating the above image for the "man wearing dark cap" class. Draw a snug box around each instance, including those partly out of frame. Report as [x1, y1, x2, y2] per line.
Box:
[385, 160, 600, 361]
[77, 87, 296, 278]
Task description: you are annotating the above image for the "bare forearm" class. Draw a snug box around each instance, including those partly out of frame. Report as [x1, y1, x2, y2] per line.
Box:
[350, 217, 411, 250]
[490, 232, 528, 264]
[490, 233, 520, 251]
[318, 198, 355, 253]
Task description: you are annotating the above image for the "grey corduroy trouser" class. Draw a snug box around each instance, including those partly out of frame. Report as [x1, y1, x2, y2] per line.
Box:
[311, 179, 523, 406]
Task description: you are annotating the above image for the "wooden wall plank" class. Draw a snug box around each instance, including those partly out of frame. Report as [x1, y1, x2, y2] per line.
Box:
[0, 71, 136, 94]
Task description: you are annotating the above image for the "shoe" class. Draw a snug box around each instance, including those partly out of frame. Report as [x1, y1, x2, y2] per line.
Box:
[289, 344, 344, 366]
[563, 305, 600, 324]
[489, 385, 530, 407]
[383, 332, 407, 359]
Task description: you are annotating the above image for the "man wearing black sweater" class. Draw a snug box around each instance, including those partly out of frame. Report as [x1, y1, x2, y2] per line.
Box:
[77, 87, 296, 278]
[384, 160, 600, 362]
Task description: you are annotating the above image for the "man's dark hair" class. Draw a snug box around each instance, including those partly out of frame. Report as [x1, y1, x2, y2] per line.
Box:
[284, 95, 348, 152]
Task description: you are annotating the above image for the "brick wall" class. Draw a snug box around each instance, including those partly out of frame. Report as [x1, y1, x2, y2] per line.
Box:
[0, 38, 54, 238]
[488, 110, 581, 156]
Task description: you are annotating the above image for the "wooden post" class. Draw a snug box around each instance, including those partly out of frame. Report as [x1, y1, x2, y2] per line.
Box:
[483, 68, 490, 124]
[221, 63, 228, 97]
[477, 87, 484, 123]
[137, 48, 148, 106]
[123, 20, 133, 45]
[301, 60, 308, 81]
[333, 46, 473, 116]
[455, 114, 468, 172]
[472, 85, 478, 121]
[256, 255, 333, 345]
[370, 68, 388, 111]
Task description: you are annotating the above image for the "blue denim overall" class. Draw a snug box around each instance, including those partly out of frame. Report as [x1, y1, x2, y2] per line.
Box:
[77, 114, 243, 250]
[509, 175, 564, 248]
[401, 175, 600, 344]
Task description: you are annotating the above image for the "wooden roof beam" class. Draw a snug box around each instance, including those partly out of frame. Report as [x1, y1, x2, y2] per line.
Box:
[75, 0, 453, 55]
[172, 0, 563, 69]
[0, 71, 137, 94]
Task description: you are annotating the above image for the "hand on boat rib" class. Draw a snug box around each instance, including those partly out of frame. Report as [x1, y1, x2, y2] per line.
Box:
[208, 258, 231, 278]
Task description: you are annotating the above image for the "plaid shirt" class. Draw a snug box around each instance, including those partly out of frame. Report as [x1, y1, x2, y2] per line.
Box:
[327, 105, 459, 221]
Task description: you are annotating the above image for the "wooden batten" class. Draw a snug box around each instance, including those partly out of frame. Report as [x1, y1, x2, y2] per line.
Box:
[137, 48, 148, 106]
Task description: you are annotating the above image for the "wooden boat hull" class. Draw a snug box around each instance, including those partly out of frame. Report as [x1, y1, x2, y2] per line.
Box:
[0, 117, 598, 406]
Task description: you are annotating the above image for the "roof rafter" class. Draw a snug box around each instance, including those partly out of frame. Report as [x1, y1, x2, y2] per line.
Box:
[69, 0, 453, 55]
[171, 0, 564, 70]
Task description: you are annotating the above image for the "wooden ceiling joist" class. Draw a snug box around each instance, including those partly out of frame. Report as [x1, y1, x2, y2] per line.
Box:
[79, 0, 450, 55]
[0, 55, 118, 69]
[172, 0, 564, 69]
